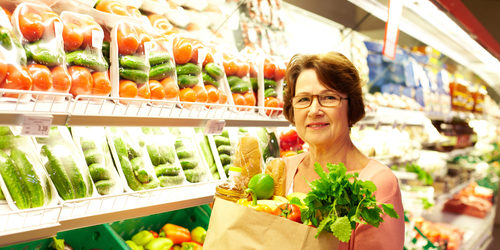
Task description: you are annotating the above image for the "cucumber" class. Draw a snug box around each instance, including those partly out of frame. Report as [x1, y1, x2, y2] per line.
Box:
[147, 144, 163, 166]
[95, 179, 114, 195]
[0, 188, 4, 200]
[159, 145, 176, 164]
[230, 82, 250, 93]
[113, 138, 128, 159]
[10, 149, 45, 208]
[158, 175, 184, 187]
[217, 145, 232, 155]
[180, 159, 198, 169]
[24, 41, 64, 67]
[149, 52, 171, 66]
[250, 77, 258, 91]
[214, 135, 230, 147]
[219, 153, 231, 165]
[60, 156, 87, 199]
[141, 178, 159, 189]
[119, 155, 142, 191]
[130, 157, 145, 171]
[174, 140, 184, 149]
[154, 164, 181, 176]
[177, 75, 199, 88]
[227, 76, 242, 87]
[0, 151, 30, 209]
[0, 126, 11, 136]
[199, 136, 216, 170]
[42, 145, 75, 201]
[176, 148, 193, 159]
[84, 149, 104, 165]
[221, 130, 229, 138]
[212, 171, 220, 180]
[176, 63, 201, 76]
[102, 41, 110, 58]
[119, 55, 147, 70]
[135, 168, 151, 183]
[184, 169, 203, 183]
[202, 72, 218, 87]
[119, 68, 148, 84]
[264, 79, 277, 88]
[80, 140, 97, 152]
[264, 88, 277, 98]
[89, 163, 111, 182]
[0, 135, 14, 150]
[223, 164, 231, 175]
[149, 62, 175, 80]
[204, 63, 223, 80]
[66, 50, 108, 71]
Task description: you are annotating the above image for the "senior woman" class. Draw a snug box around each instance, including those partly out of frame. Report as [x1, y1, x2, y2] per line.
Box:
[282, 52, 404, 249]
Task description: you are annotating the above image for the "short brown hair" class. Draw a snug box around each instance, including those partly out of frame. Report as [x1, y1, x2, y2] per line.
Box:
[283, 52, 365, 126]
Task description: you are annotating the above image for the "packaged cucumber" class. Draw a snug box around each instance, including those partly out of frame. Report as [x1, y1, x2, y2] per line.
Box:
[193, 128, 223, 180]
[224, 48, 257, 112]
[0, 7, 31, 101]
[0, 126, 57, 210]
[140, 127, 186, 187]
[34, 126, 96, 201]
[60, 12, 111, 98]
[106, 127, 160, 192]
[209, 128, 241, 177]
[169, 128, 211, 183]
[11, 3, 71, 102]
[71, 127, 123, 195]
[200, 45, 231, 109]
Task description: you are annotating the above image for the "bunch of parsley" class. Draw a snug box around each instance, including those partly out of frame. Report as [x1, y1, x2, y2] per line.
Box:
[296, 162, 399, 242]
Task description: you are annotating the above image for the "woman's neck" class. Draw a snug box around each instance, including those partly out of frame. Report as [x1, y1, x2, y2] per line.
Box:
[306, 136, 367, 172]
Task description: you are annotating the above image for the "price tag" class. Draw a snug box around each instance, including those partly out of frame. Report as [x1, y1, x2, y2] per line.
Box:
[92, 29, 104, 49]
[21, 115, 53, 137]
[204, 120, 226, 135]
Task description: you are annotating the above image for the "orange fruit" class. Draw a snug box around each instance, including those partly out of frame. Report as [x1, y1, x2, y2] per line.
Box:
[51, 66, 71, 92]
[149, 80, 165, 100]
[205, 85, 219, 104]
[193, 85, 207, 103]
[137, 84, 151, 99]
[173, 37, 193, 65]
[119, 80, 137, 98]
[161, 77, 179, 99]
[243, 91, 256, 106]
[232, 93, 245, 106]
[264, 97, 279, 116]
[179, 87, 196, 102]
[218, 90, 228, 105]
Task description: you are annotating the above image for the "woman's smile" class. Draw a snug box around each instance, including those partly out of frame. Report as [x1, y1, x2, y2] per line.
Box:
[306, 122, 330, 129]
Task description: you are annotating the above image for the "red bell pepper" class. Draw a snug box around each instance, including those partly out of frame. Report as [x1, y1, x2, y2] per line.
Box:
[273, 203, 301, 223]
[149, 230, 159, 238]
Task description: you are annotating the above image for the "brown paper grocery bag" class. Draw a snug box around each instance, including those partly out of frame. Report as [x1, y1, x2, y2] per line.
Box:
[204, 198, 339, 250]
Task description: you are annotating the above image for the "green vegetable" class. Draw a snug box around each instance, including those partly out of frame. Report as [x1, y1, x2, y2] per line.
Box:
[262, 131, 280, 161]
[149, 62, 175, 80]
[145, 237, 173, 250]
[149, 52, 171, 66]
[202, 72, 218, 87]
[95, 179, 114, 195]
[230, 82, 250, 93]
[126, 240, 143, 250]
[147, 144, 174, 166]
[405, 163, 433, 186]
[250, 77, 258, 91]
[119, 155, 142, 191]
[135, 168, 151, 183]
[80, 140, 97, 152]
[174, 140, 184, 149]
[42, 145, 75, 200]
[217, 145, 232, 155]
[264, 88, 277, 98]
[176, 148, 193, 159]
[102, 41, 110, 58]
[130, 157, 145, 171]
[132, 230, 154, 246]
[219, 154, 231, 165]
[0, 135, 14, 150]
[11, 149, 45, 208]
[221, 130, 229, 138]
[89, 163, 111, 181]
[299, 163, 399, 242]
[155, 164, 181, 176]
[176, 63, 201, 76]
[158, 175, 184, 187]
[204, 62, 223, 80]
[246, 173, 274, 203]
[199, 135, 216, 172]
[177, 74, 199, 88]
[141, 178, 159, 189]
[191, 226, 206, 244]
[184, 169, 203, 183]
[0, 28, 13, 50]
[24, 41, 63, 67]
[0, 126, 12, 136]
[0, 151, 30, 209]
[119, 55, 147, 70]
[84, 149, 104, 165]
[0, 188, 4, 200]
[227, 76, 242, 87]
[214, 135, 230, 147]
[62, 155, 87, 199]
[66, 50, 108, 71]
[180, 159, 198, 169]
[119, 68, 148, 84]
[264, 79, 277, 88]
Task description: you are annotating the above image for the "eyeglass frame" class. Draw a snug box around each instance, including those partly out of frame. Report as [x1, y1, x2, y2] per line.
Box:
[292, 93, 349, 109]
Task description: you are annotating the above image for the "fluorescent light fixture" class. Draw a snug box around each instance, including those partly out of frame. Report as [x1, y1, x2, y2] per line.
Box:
[347, 0, 500, 94]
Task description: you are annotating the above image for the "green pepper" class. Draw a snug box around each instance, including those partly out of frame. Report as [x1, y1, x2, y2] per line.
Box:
[126, 240, 144, 250]
[144, 237, 173, 250]
[190, 226, 206, 244]
[131, 230, 154, 246]
[246, 173, 275, 204]
[181, 241, 203, 250]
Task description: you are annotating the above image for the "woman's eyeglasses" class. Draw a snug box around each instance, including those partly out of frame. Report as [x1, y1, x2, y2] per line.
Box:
[292, 94, 349, 108]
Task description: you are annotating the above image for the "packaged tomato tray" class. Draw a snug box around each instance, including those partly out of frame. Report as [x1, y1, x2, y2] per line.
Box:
[61, 11, 111, 98]
[200, 45, 231, 109]
[259, 56, 285, 117]
[223, 49, 256, 111]
[11, 3, 72, 101]
[0, 126, 58, 210]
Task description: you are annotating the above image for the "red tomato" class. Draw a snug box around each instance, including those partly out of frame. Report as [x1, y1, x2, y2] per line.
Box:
[264, 97, 279, 116]
[173, 37, 193, 65]
[51, 66, 71, 92]
[189, 40, 203, 64]
[68, 66, 93, 97]
[1, 65, 32, 98]
[223, 60, 238, 76]
[272, 203, 301, 223]
[0, 62, 7, 84]
[63, 23, 83, 51]
[274, 63, 286, 82]
[91, 71, 111, 96]
[116, 24, 139, 55]
[28, 64, 53, 91]
[18, 12, 44, 42]
[203, 51, 214, 67]
[95, 0, 128, 16]
[119, 79, 138, 98]
[264, 60, 276, 79]
[236, 60, 249, 78]
[137, 83, 151, 99]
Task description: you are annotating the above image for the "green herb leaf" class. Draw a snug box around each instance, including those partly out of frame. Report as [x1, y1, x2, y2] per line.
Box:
[316, 216, 332, 237]
[382, 203, 399, 218]
[331, 216, 352, 242]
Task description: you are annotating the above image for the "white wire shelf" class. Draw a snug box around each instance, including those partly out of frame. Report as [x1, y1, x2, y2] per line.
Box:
[360, 107, 428, 126]
[0, 181, 217, 247]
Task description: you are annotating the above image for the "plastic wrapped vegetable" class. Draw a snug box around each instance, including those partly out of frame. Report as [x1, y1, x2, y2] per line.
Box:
[259, 56, 285, 117]
[223, 49, 256, 111]
[201, 45, 230, 109]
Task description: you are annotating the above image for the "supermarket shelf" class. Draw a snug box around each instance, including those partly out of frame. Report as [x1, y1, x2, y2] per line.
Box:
[0, 182, 217, 247]
[359, 107, 428, 126]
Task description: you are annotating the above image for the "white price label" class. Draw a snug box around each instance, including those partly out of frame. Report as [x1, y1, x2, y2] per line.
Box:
[204, 120, 226, 135]
[92, 29, 104, 48]
[21, 115, 53, 137]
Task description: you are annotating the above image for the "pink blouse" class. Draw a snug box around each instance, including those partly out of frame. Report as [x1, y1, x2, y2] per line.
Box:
[284, 153, 405, 250]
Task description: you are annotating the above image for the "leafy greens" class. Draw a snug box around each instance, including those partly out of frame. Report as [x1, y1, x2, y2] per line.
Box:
[298, 162, 399, 242]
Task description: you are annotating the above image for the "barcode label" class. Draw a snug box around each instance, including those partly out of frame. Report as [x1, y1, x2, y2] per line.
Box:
[21, 115, 53, 137]
[204, 120, 226, 135]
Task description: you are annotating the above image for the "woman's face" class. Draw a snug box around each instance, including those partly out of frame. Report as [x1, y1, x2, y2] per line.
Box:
[293, 69, 350, 148]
